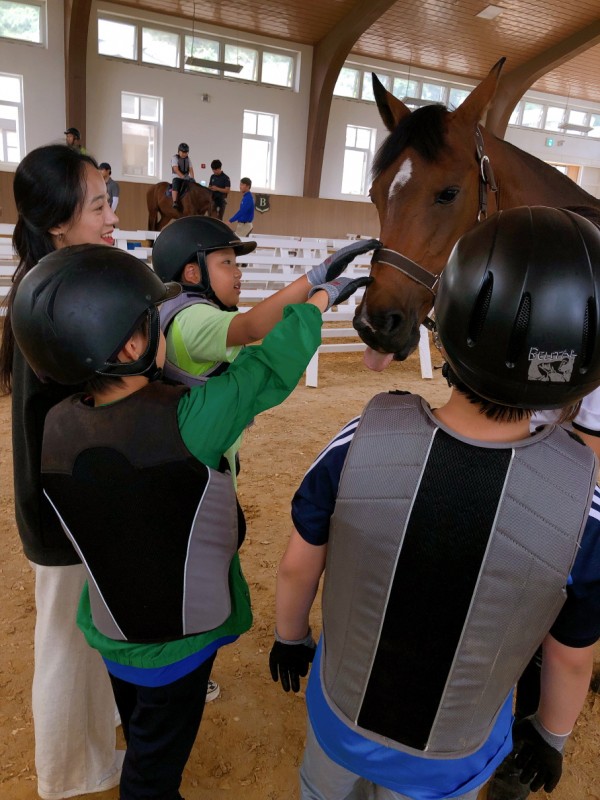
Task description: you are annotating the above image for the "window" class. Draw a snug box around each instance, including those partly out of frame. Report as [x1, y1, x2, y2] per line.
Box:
[361, 73, 390, 102]
[142, 27, 179, 68]
[522, 101, 544, 128]
[392, 77, 419, 101]
[98, 17, 136, 59]
[99, 14, 298, 90]
[184, 34, 220, 74]
[341, 124, 376, 196]
[241, 110, 278, 190]
[589, 114, 600, 139]
[261, 51, 294, 88]
[421, 82, 445, 103]
[0, 72, 23, 163]
[121, 92, 162, 178]
[448, 87, 470, 109]
[544, 106, 565, 131]
[0, 0, 44, 44]
[334, 67, 360, 99]
[224, 44, 257, 80]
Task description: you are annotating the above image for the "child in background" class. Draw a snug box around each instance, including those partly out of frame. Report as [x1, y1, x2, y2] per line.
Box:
[229, 177, 254, 237]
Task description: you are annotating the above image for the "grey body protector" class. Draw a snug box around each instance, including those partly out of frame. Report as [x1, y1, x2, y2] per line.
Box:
[321, 392, 596, 756]
[159, 292, 230, 386]
[41, 383, 242, 642]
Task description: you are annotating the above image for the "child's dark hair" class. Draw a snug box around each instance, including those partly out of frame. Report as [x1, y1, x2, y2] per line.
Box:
[211, 159, 222, 170]
[442, 363, 580, 424]
[85, 312, 150, 396]
[240, 177, 252, 188]
[0, 145, 98, 393]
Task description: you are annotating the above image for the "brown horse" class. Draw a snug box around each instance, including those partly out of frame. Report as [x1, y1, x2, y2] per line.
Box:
[147, 181, 217, 231]
[355, 58, 600, 363]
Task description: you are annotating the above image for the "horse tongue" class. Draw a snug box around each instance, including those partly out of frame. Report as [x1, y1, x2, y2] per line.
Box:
[364, 347, 394, 372]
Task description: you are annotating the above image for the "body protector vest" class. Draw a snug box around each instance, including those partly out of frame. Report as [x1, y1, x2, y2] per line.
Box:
[160, 292, 230, 386]
[174, 154, 190, 176]
[321, 392, 596, 757]
[41, 382, 245, 643]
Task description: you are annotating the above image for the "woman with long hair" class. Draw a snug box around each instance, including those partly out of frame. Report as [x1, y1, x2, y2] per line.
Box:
[0, 144, 122, 800]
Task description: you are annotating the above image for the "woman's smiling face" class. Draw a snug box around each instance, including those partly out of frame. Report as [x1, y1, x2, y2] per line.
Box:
[52, 163, 119, 248]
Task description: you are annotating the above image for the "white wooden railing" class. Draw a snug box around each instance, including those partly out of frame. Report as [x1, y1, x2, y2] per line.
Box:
[0, 227, 433, 385]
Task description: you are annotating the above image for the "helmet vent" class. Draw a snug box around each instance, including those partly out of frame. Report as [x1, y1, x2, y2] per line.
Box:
[505, 292, 531, 368]
[580, 297, 597, 372]
[467, 272, 493, 346]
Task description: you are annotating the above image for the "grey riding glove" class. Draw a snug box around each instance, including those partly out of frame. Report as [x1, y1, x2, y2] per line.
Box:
[306, 238, 381, 286]
[308, 276, 372, 311]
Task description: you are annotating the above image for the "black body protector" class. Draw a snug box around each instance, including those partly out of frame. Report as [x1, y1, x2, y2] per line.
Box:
[321, 392, 596, 756]
[41, 382, 245, 642]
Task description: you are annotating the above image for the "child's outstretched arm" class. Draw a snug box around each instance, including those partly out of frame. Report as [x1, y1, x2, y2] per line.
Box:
[269, 527, 326, 692]
[225, 238, 380, 346]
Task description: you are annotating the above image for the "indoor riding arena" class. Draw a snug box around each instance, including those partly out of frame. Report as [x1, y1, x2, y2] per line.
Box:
[1, 2, 600, 799]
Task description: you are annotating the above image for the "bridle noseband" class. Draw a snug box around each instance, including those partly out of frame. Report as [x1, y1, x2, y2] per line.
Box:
[372, 125, 498, 325]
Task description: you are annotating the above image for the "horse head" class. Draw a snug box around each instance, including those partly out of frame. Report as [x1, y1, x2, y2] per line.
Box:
[355, 59, 505, 363]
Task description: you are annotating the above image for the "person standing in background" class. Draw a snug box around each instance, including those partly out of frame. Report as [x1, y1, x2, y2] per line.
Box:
[98, 163, 120, 212]
[229, 178, 254, 237]
[64, 127, 87, 154]
[209, 159, 231, 221]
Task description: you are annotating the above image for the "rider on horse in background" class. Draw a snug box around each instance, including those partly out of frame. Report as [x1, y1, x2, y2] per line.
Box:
[171, 143, 195, 210]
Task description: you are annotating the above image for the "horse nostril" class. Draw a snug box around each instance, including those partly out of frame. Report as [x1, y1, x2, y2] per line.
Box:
[383, 312, 404, 335]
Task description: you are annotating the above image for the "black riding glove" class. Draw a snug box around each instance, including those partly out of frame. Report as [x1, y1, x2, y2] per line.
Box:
[306, 238, 381, 286]
[308, 276, 372, 311]
[269, 628, 316, 693]
[513, 716, 567, 793]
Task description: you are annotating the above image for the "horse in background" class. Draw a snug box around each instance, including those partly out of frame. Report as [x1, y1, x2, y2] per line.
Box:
[147, 181, 217, 231]
[356, 58, 600, 363]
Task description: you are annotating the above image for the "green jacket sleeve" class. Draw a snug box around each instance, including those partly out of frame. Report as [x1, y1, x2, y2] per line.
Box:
[178, 303, 322, 466]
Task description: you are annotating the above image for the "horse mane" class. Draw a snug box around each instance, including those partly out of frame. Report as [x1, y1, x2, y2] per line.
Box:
[372, 104, 447, 178]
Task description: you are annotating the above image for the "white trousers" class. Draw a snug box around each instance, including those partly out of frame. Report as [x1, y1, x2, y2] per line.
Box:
[235, 222, 253, 237]
[32, 563, 121, 799]
[300, 720, 481, 800]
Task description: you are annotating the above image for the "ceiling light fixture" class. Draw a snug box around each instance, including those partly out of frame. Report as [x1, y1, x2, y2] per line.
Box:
[557, 121, 593, 133]
[402, 96, 430, 108]
[476, 5, 504, 20]
[185, 56, 243, 73]
[187, 2, 243, 73]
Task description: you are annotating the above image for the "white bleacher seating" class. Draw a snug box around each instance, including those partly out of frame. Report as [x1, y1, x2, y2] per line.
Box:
[0, 225, 433, 379]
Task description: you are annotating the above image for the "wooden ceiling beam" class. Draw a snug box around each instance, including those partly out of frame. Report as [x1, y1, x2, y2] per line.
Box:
[486, 20, 600, 138]
[303, 0, 397, 198]
[64, 0, 92, 146]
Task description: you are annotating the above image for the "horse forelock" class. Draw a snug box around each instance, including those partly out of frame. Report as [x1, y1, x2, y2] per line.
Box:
[372, 104, 447, 180]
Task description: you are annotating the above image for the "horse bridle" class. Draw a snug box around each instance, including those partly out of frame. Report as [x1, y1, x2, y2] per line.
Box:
[371, 125, 498, 331]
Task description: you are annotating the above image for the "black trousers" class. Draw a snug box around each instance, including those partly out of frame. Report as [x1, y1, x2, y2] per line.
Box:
[109, 653, 216, 800]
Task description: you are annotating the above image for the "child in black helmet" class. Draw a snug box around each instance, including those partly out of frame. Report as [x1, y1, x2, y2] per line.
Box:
[171, 143, 194, 210]
[152, 216, 380, 477]
[270, 207, 600, 800]
[11, 243, 369, 800]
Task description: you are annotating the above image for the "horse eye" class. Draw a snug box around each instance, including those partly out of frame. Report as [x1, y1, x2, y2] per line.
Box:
[436, 187, 460, 205]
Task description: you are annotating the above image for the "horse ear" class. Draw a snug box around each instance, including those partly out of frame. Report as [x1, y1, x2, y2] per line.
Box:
[373, 73, 411, 132]
[452, 57, 506, 126]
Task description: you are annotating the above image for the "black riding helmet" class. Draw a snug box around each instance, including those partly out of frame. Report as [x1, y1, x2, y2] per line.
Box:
[434, 206, 600, 409]
[152, 216, 257, 299]
[12, 244, 181, 385]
